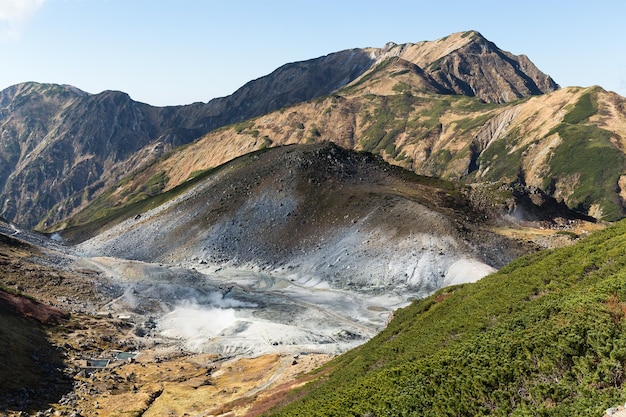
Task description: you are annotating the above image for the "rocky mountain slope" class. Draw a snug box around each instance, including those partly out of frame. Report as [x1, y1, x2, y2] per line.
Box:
[0, 146, 604, 416]
[0, 30, 557, 229]
[376, 30, 558, 103]
[44, 31, 626, 224]
[0, 223, 328, 417]
[0, 140, 592, 415]
[73, 143, 591, 297]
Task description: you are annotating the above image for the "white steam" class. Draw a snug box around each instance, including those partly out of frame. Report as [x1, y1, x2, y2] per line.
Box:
[159, 303, 242, 351]
[157, 292, 257, 352]
[190, 291, 256, 309]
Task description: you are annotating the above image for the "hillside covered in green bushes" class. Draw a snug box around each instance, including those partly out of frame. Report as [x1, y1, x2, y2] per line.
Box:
[269, 221, 626, 416]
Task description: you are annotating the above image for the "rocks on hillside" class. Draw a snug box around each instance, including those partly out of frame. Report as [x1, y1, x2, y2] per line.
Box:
[605, 405, 626, 417]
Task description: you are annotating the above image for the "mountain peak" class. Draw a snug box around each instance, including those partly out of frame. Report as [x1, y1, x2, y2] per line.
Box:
[368, 31, 557, 103]
[459, 29, 485, 40]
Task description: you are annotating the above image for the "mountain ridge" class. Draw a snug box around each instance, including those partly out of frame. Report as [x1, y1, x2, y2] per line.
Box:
[376, 31, 559, 103]
[78, 83, 625, 226]
[70, 142, 597, 308]
[3, 30, 625, 417]
[0, 30, 558, 229]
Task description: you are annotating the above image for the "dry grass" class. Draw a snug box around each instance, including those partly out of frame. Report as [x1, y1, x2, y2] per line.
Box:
[493, 220, 605, 249]
[62, 352, 333, 417]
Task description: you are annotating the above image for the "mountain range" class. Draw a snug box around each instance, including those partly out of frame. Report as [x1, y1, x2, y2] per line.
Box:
[1, 29, 625, 416]
[1, 30, 564, 230]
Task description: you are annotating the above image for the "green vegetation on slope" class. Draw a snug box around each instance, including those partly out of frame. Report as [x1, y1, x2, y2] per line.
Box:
[546, 91, 625, 221]
[360, 93, 413, 154]
[474, 127, 526, 181]
[269, 220, 626, 416]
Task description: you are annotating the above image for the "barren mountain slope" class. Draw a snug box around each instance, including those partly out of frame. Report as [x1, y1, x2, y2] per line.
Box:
[0, 46, 377, 229]
[0, 224, 339, 417]
[75, 143, 578, 298]
[381, 30, 559, 103]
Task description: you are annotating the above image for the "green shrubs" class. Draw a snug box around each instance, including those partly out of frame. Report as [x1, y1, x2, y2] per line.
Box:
[144, 171, 168, 196]
[269, 221, 626, 416]
[234, 120, 255, 133]
[360, 95, 414, 153]
[546, 123, 624, 220]
[563, 91, 597, 124]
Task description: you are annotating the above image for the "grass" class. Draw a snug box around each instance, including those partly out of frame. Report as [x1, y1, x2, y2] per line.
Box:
[473, 128, 525, 181]
[392, 81, 412, 93]
[143, 171, 168, 196]
[424, 149, 452, 174]
[235, 120, 255, 133]
[360, 94, 414, 153]
[556, 230, 580, 240]
[461, 30, 477, 39]
[0, 283, 37, 301]
[454, 112, 495, 132]
[546, 122, 624, 221]
[418, 97, 451, 128]
[428, 58, 442, 72]
[563, 91, 597, 124]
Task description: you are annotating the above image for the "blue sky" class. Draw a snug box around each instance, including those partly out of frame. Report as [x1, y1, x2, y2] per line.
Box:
[1, 0, 625, 106]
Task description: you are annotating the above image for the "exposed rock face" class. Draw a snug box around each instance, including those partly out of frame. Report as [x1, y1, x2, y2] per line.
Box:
[101, 81, 626, 222]
[425, 32, 559, 103]
[374, 31, 558, 103]
[210, 48, 378, 122]
[0, 50, 377, 228]
[0, 31, 559, 229]
[0, 84, 201, 227]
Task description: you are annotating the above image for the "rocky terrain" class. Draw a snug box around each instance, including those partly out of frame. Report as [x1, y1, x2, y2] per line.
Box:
[0, 31, 557, 230]
[0, 217, 341, 416]
[73, 143, 552, 291]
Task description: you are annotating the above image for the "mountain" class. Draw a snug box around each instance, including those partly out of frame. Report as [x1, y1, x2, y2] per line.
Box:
[104, 77, 624, 223]
[73, 142, 543, 296]
[263, 218, 626, 416]
[0, 30, 558, 229]
[3, 29, 621, 416]
[377, 30, 559, 103]
[38, 30, 626, 225]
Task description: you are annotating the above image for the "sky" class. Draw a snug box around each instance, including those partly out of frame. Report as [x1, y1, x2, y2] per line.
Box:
[1, 0, 625, 107]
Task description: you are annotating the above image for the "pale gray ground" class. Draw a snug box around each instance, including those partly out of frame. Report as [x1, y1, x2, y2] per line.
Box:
[71, 253, 494, 357]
